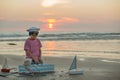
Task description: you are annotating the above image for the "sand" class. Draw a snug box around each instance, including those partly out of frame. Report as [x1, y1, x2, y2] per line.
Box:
[0, 55, 120, 80]
[0, 40, 120, 80]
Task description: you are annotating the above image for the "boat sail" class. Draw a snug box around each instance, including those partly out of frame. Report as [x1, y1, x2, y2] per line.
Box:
[68, 56, 83, 75]
[69, 56, 77, 70]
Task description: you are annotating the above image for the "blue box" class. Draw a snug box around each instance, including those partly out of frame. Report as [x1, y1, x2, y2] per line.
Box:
[18, 64, 55, 74]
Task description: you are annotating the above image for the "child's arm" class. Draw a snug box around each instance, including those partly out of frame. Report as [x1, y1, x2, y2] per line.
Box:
[39, 48, 42, 58]
[39, 48, 43, 64]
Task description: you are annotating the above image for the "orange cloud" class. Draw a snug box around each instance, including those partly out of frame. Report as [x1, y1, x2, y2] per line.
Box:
[0, 17, 5, 20]
[20, 18, 36, 21]
[1, 17, 105, 24]
[57, 17, 79, 23]
[0, 17, 18, 21]
[0, 17, 79, 24]
[38, 17, 79, 24]
[79, 19, 105, 24]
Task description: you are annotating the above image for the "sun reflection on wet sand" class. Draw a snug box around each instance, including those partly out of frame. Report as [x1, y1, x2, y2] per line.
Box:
[44, 41, 55, 56]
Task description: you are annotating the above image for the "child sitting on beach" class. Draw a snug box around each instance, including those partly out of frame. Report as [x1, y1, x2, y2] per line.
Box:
[24, 27, 43, 64]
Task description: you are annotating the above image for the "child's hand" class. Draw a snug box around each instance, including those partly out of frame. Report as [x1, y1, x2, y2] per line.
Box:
[33, 58, 39, 64]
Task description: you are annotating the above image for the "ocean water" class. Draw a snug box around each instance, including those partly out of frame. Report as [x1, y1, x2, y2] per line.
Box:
[0, 32, 120, 41]
[0, 32, 120, 59]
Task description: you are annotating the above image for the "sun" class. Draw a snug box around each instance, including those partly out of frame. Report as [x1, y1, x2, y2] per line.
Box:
[47, 19, 56, 23]
[41, 0, 59, 7]
[47, 19, 56, 29]
[48, 23, 53, 29]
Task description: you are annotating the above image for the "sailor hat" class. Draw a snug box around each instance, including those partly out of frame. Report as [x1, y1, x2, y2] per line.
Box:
[27, 27, 40, 32]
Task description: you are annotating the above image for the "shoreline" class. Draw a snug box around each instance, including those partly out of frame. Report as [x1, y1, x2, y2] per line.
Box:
[0, 40, 120, 59]
[0, 38, 120, 42]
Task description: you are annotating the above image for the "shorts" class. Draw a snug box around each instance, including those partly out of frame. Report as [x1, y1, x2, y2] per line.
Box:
[31, 59, 43, 64]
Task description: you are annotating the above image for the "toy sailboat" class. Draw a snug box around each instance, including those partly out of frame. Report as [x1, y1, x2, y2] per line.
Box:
[68, 56, 83, 75]
[0, 58, 11, 77]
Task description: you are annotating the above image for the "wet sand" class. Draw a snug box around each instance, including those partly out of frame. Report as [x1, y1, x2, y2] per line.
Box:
[0, 55, 120, 80]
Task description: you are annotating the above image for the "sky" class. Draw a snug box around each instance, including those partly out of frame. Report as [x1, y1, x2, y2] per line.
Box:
[0, 0, 120, 33]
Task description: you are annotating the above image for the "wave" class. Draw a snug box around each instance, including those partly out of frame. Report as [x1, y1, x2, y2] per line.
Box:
[0, 32, 120, 41]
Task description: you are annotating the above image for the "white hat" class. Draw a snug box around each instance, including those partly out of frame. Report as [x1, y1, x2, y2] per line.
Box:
[27, 27, 40, 32]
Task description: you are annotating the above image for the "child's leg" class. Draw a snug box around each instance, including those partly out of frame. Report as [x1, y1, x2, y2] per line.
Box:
[31, 60, 35, 64]
[31, 59, 43, 64]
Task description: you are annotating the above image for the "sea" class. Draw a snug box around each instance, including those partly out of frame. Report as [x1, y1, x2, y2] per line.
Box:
[0, 32, 120, 41]
[0, 32, 120, 59]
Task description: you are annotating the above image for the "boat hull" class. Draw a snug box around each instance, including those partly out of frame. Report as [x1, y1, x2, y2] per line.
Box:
[68, 69, 83, 75]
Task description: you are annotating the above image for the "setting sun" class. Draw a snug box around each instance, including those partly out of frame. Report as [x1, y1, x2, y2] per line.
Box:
[47, 19, 56, 23]
[48, 23, 53, 29]
[47, 19, 56, 29]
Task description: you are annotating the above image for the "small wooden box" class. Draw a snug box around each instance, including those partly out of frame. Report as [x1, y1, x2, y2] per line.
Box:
[18, 64, 54, 74]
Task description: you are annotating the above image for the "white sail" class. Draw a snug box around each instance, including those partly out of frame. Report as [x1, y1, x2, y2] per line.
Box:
[69, 56, 77, 70]
[68, 56, 84, 75]
[2, 58, 9, 69]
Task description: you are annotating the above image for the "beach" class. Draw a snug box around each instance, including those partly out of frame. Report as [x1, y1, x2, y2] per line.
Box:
[0, 39, 120, 80]
[0, 0, 120, 79]
[0, 55, 120, 80]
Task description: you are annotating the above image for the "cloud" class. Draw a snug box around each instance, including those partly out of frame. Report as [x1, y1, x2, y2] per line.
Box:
[0, 17, 105, 25]
[0, 17, 79, 24]
[41, 0, 68, 7]
[0, 17, 18, 21]
[0, 17, 5, 20]
[37, 17, 79, 24]
[57, 17, 79, 23]
[1, 17, 104, 24]
[42, 13, 55, 16]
